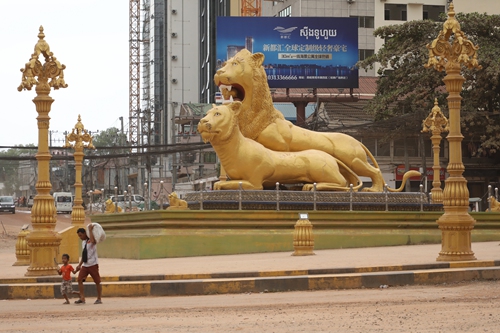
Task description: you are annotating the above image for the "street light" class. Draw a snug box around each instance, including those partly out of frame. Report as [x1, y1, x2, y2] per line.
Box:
[18, 26, 68, 276]
[425, 2, 481, 261]
[64, 115, 95, 226]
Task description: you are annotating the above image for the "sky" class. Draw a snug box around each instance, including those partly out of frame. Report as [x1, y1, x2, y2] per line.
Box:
[1, 0, 129, 148]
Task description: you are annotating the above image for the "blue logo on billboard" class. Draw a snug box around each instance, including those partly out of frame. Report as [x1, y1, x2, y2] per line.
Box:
[274, 26, 298, 39]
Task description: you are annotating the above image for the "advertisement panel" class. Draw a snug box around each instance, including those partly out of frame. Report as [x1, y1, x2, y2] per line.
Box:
[216, 17, 359, 89]
[395, 165, 445, 181]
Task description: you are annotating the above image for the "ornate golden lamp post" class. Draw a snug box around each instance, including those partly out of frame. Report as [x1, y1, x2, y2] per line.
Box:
[425, 3, 481, 261]
[65, 115, 95, 226]
[17, 26, 68, 276]
[421, 99, 449, 204]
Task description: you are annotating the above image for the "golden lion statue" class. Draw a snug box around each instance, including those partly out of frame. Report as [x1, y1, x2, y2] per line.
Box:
[214, 49, 419, 192]
[198, 102, 363, 191]
[105, 198, 122, 213]
[488, 196, 500, 212]
[167, 192, 189, 210]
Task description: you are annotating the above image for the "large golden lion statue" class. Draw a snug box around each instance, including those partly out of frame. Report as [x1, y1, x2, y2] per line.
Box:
[198, 102, 363, 191]
[214, 49, 419, 192]
[105, 198, 122, 214]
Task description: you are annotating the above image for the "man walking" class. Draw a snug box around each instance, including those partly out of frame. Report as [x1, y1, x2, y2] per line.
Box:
[75, 225, 102, 304]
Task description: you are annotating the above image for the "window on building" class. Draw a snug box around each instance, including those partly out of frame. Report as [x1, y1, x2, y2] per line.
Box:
[359, 49, 375, 61]
[394, 138, 418, 157]
[353, 16, 374, 28]
[279, 5, 291, 17]
[377, 141, 391, 157]
[364, 16, 375, 28]
[423, 5, 445, 21]
[203, 152, 217, 163]
[384, 4, 408, 21]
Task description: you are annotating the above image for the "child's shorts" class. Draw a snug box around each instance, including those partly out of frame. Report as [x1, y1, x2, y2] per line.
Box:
[61, 280, 73, 296]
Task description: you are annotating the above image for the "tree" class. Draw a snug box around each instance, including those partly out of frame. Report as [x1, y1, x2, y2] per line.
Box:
[92, 127, 128, 155]
[0, 145, 36, 195]
[84, 127, 128, 193]
[357, 13, 500, 155]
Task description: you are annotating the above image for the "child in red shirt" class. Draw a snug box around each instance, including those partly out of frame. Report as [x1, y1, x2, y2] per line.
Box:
[57, 254, 79, 304]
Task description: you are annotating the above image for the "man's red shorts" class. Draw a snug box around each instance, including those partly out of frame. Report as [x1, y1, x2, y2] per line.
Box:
[78, 264, 101, 284]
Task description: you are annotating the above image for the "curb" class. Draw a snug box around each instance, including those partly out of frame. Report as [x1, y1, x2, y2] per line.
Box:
[2, 260, 499, 285]
[2, 264, 500, 300]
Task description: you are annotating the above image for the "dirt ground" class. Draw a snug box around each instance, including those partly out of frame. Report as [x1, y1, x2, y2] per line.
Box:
[0, 281, 498, 333]
[0, 209, 73, 254]
[1, 211, 499, 332]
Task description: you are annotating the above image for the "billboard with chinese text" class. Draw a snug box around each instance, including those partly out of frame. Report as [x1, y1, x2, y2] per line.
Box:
[216, 17, 358, 89]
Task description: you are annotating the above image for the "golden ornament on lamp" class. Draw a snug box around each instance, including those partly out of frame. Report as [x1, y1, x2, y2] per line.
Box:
[421, 99, 449, 204]
[17, 26, 68, 276]
[425, 3, 481, 261]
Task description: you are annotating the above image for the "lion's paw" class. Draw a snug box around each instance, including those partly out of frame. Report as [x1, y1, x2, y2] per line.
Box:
[302, 184, 314, 191]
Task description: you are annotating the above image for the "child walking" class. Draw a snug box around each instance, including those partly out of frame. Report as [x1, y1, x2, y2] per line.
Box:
[57, 254, 79, 304]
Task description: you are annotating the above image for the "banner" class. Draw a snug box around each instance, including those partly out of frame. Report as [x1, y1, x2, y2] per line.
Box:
[395, 165, 445, 181]
[216, 17, 359, 89]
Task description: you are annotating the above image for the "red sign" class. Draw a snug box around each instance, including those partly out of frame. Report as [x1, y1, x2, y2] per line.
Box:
[395, 165, 445, 181]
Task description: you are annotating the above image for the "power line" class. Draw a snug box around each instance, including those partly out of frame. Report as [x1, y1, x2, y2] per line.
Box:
[0, 142, 212, 161]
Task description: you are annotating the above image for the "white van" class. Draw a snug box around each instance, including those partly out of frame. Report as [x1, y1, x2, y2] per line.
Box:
[53, 192, 73, 213]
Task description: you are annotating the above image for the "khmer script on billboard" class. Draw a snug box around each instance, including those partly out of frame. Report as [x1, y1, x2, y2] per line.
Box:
[216, 17, 359, 89]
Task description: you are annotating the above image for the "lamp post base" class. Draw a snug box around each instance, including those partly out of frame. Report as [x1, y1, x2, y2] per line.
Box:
[436, 208, 476, 262]
[24, 230, 61, 276]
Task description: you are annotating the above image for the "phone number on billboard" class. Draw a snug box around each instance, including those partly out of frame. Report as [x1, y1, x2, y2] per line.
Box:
[267, 75, 298, 80]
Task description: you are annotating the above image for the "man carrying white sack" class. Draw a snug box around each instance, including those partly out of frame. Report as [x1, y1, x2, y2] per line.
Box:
[75, 224, 102, 305]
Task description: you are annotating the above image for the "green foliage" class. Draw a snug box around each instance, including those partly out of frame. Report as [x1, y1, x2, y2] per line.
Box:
[357, 13, 500, 153]
[0, 145, 36, 195]
[92, 127, 128, 155]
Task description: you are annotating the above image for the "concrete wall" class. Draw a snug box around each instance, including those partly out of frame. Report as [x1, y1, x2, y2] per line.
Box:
[91, 210, 500, 259]
[454, 0, 500, 15]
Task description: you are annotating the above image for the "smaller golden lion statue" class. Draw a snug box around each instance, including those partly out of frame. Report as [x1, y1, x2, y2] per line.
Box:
[105, 198, 122, 213]
[198, 102, 363, 191]
[167, 192, 189, 210]
[488, 196, 500, 212]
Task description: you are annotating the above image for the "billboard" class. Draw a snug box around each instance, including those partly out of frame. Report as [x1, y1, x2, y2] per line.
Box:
[216, 17, 359, 89]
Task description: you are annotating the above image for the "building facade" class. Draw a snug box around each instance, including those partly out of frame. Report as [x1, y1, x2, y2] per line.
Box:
[136, 0, 230, 192]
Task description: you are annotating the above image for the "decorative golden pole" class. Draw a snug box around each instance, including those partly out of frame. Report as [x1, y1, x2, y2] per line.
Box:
[17, 26, 68, 276]
[18, 26, 68, 276]
[65, 115, 95, 226]
[421, 99, 449, 204]
[425, 3, 481, 261]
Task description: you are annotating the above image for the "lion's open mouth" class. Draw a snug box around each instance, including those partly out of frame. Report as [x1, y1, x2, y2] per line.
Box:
[218, 84, 245, 104]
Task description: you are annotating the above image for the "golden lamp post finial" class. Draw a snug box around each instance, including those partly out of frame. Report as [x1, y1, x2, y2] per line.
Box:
[18, 26, 68, 276]
[425, 2, 481, 261]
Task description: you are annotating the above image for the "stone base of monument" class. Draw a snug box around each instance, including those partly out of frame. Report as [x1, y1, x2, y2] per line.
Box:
[90, 206, 500, 260]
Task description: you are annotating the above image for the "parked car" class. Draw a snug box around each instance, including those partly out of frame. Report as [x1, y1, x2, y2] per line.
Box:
[0, 196, 15, 214]
[109, 194, 145, 210]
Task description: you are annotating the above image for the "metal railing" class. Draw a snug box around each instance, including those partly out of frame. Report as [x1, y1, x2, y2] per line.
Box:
[185, 183, 437, 212]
